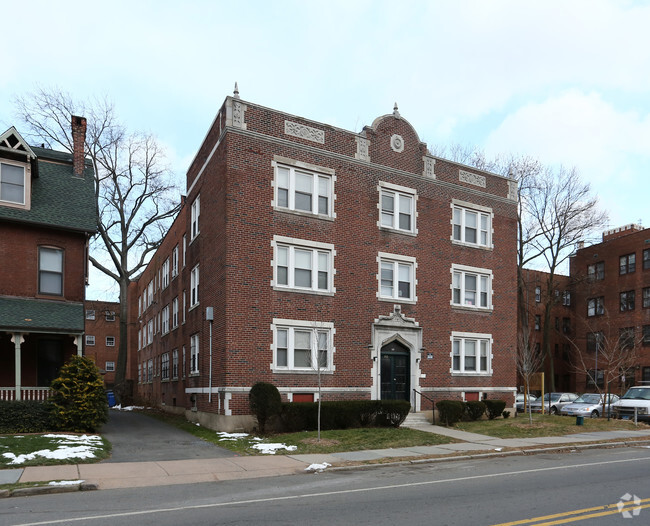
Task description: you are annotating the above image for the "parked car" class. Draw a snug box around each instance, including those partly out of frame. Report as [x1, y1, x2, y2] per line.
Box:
[515, 393, 537, 412]
[529, 392, 578, 414]
[560, 393, 619, 418]
[611, 385, 650, 421]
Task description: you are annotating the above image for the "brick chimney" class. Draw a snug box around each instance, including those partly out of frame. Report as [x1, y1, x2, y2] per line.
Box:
[71, 115, 87, 177]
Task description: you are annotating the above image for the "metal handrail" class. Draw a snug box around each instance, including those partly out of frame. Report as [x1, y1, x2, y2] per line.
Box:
[413, 388, 436, 425]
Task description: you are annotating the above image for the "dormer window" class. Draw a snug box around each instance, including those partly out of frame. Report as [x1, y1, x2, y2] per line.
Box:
[0, 162, 25, 205]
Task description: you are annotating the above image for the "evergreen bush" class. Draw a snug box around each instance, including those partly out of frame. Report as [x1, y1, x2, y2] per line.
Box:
[49, 356, 108, 432]
[465, 400, 486, 421]
[249, 382, 282, 434]
[0, 400, 53, 433]
[484, 399, 507, 420]
[436, 400, 466, 425]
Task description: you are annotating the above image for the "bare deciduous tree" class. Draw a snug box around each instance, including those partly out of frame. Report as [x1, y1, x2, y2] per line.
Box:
[515, 325, 547, 423]
[14, 87, 181, 400]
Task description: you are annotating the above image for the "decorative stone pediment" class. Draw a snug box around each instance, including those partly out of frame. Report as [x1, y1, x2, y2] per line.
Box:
[459, 169, 486, 188]
[374, 304, 419, 329]
[284, 120, 325, 144]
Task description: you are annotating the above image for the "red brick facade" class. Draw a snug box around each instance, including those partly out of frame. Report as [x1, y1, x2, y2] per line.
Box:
[569, 224, 650, 393]
[83, 300, 120, 386]
[129, 97, 519, 430]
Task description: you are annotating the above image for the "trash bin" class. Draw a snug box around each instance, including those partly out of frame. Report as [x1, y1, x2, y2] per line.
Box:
[576, 415, 584, 426]
[106, 390, 116, 407]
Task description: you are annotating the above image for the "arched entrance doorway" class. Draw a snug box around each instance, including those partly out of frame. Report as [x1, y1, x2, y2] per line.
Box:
[380, 340, 410, 401]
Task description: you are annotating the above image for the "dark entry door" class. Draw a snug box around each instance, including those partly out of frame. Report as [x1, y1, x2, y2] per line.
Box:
[37, 339, 64, 387]
[380, 340, 410, 401]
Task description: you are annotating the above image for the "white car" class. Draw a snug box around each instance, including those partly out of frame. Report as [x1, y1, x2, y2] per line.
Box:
[560, 393, 619, 418]
[529, 392, 578, 414]
[612, 386, 650, 421]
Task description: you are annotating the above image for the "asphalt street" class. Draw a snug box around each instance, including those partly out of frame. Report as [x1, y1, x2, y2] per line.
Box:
[4, 445, 650, 525]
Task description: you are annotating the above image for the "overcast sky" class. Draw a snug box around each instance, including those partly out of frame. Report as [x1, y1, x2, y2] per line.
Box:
[2, 0, 649, 300]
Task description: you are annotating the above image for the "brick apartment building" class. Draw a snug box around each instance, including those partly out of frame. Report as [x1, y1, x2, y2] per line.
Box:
[83, 300, 120, 386]
[0, 119, 96, 400]
[519, 268, 574, 392]
[129, 93, 519, 431]
[569, 224, 650, 393]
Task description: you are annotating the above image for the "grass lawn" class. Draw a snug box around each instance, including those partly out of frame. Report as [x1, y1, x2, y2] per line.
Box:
[0, 433, 111, 468]
[455, 414, 650, 439]
[144, 410, 455, 455]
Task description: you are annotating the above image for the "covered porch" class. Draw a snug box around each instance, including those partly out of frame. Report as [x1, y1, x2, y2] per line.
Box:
[0, 297, 84, 401]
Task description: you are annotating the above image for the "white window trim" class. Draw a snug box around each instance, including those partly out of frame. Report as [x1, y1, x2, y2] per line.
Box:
[450, 331, 493, 376]
[162, 258, 170, 289]
[271, 235, 336, 295]
[450, 263, 493, 311]
[0, 159, 31, 210]
[106, 336, 115, 347]
[172, 297, 179, 329]
[105, 361, 115, 372]
[85, 335, 95, 346]
[161, 305, 170, 334]
[190, 264, 200, 308]
[377, 252, 417, 304]
[271, 156, 336, 219]
[190, 333, 200, 374]
[172, 246, 179, 278]
[191, 194, 200, 241]
[85, 310, 96, 320]
[450, 200, 494, 250]
[377, 181, 418, 235]
[270, 318, 336, 373]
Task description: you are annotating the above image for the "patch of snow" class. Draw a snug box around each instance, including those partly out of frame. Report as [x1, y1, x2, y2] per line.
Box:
[195, 423, 200, 426]
[3, 445, 99, 465]
[217, 432, 249, 441]
[111, 405, 145, 411]
[48, 480, 84, 486]
[251, 443, 298, 455]
[305, 462, 331, 472]
[494, 448, 503, 452]
[251, 437, 263, 441]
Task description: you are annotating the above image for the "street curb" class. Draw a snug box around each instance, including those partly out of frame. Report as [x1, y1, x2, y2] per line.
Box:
[4, 482, 98, 498]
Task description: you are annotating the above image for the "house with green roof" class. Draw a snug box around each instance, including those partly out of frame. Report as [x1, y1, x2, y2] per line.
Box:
[0, 117, 97, 401]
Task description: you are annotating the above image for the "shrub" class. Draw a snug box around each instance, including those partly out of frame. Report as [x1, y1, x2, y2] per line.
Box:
[0, 400, 54, 433]
[484, 399, 507, 420]
[465, 401, 486, 421]
[436, 400, 466, 425]
[249, 382, 282, 434]
[49, 356, 108, 432]
[280, 400, 410, 432]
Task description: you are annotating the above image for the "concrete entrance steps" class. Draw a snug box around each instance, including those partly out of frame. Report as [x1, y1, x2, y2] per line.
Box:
[402, 412, 431, 427]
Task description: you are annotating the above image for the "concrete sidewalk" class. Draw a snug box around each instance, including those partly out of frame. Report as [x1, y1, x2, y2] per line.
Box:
[4, 427, 650, 496]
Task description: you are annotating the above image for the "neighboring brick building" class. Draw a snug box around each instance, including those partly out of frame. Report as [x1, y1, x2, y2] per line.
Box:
[129, 93, 519, 431]
[0, 120, 97, 400]
[519, 269, 574, 392]
[569, 224, 650, 394]
[83, 300, 120, 386]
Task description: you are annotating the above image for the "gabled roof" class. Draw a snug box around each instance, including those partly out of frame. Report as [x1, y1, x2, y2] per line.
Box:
[0, 144, 97, 234]
[0, 297, 85, 334]
[0, 127, 37, 160]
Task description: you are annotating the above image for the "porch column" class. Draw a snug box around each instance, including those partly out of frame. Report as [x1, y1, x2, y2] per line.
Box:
[74, 335, 83, 356]
[11, 333, 24, 401]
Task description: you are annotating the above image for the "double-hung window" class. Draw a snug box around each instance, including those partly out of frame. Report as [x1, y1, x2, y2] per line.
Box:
[161, 305, 170, 334]
[0, 161, 26, 205]
[644, 249, 650, 271]
[620, 290, 635, 312]
[451, 264, 492, 309]
[273, 236, 334, 294]
[172, 246, 179, 278]
[643, 287, 650, 309]
[587, 297, 605, 317]
[588, 262, 605, 281]
[105, 311, 115, 322]
[451, 332, 492, 375]
[161, 259, 170, 289]
[85, 335, 95, 346]
[619, 327, 635, 350]
[272, 319, 334, 372]
[273, 160, 334, 217]
[161, 352, 170, 381]
[378, 253, 416, 302]
[190, 265, 199, 307]
[452, 202, 491, 248]
[172, 349, 179, 379]
[147, 281, 153, 307]
[191, 194, 200, 239]
[190, 334, 199, 374]
[147, 359, 153, 382]
[587, 332, 604, 353]
[620, 253, 636, 275]
[38, 247, 63, 295]
[86, 310, 96, 320]
[105, 361, 115, 372]
[147, 319, 154, 345]
[172, 297, 179, 328]
[106, 336, 115, 347]
[379, 182, 416, 234]
[534, 286, 541, 303]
